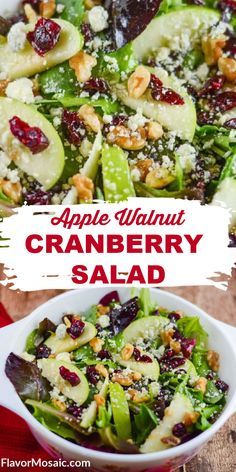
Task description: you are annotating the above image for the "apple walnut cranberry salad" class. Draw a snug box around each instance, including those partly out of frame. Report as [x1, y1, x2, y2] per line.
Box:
[5, 289, 229, 453]
[0, 1, 235, 232]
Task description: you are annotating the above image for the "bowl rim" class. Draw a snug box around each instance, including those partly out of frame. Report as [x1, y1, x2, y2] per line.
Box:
[3, 287, 236, 464]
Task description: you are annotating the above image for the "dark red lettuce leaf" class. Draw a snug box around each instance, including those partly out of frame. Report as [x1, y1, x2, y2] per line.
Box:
[99, 290, 121, 306]
[109, 297, 140, 334]
[108, 0, 162, 49]
[5, 353, 50, 401]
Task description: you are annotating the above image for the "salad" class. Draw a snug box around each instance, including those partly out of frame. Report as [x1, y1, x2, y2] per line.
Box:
[5, 289, 229, 454]
[0, 1, 235, 224]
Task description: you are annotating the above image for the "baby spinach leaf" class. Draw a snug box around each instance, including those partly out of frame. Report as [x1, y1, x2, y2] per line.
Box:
[177, 316, 208, 349]
[204, 381, 224, 405]
[57, 0, 84, 27]
[133, 405, 158, 445]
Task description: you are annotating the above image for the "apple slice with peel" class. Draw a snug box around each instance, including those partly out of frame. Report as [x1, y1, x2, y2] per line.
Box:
[114, 67, 196, 141]
[133, 7, 220, 61]
[0, 97, 65, 189]
[0, 19, 83, 80]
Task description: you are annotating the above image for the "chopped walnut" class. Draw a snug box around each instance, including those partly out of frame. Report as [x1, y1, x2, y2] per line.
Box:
[132, 392, 150, 403]
[24, 3, 38, 23]
[95, 364, 108, 378]
[51, 398, 67, 411]
[132, 371, 142, 381]
[63, 316, 72, 328]
[146, 167, 175, 189]
[128, 65, 151, 99]
[121, 343, 134, 361]
[161, 328, 175, 346]
[183, 411, 199, 426]
[94, 393, 105, 407]
[202, 35, 227, 66]
[135, 159, 153, 181]
[194, 377, 207, 394]
[39, 0, 56, 17]
[84, 0, 102, 8]
[78, 104, 102, 133]
[89, 337, 104, 353]
[69, 51, 97, 83]
[170, 339, 181, 354]
[0, 80, 9, 96]
[161, 436, 181, 446]
[111, 372, 134, 387]
[146, 122, 163, 141]
[207, 350, 219, 372]
[97, 304, 110, 316]
[218, 57, 236, 82]
[72, 173, 94, 203]
[107, 125, 146, 151]
[1, 180, 22, 203]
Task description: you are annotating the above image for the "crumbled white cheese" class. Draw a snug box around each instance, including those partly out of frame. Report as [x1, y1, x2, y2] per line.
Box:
[103, 114, 113, 124]
[0, 151, 11, 179]
[56, 352, 71, 363]
[155, 47, 170, 63]
[104, 55, 119, 72]
[149, 381, 160, 398]
[56, 3, 65, 13]
[50, 386, 66, 402]
[80, 138, 93, 158]
[21, 352, 36, 362]
[128, 109, 147, 132]
[177, 143, 197, 173]
[88, 6, 108, 33]
[98, 315, 110, 328]
[6, 78, 35, 104]
[130, 167, 141, 182]
[55, 323, 67, 339]
[196, 63, 209, 81]
[7, 22, 27, 52]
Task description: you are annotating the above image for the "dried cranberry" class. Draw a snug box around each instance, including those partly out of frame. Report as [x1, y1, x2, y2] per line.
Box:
[59, 366, 80, 386]
[27, 18, 61, 56]
[109, 297, 139, 335]
[172, 422, 187, 438]
[224, 118, 236, 129]
[173, 329, 184, 342]
[67, 405, 83, 418]
[207, 371, 215, 380]
[210, 91, 236, 112]
[150, 74, 184, 105]
[81, 23, 94, 43]
[133, 347, 152, 363]
[218, 0, 236, 11]
[160, 355, 185, 372]
[153, 399, 165, 420]
[24, 189, 51, 205]
[103, 114, 128, 135]
[9, 116, 49, 154]
[99, 290, 120, 306]
[62, 110, 86, 145]
[168, 311, 181, 322]
[67, 319, 85, 339]
[97, 349, 112, 360]
[22, 0, 41, 12]
[181, 338, 196, 358]
[198, 74, 225, 97]
[225, 37, 236, 56]
[36, 344, 51, 359]
[215, 379, 229, 392]
[197, 111, 215, 125]
[86, 366, 99, 385]
[83, 78, 110, 94]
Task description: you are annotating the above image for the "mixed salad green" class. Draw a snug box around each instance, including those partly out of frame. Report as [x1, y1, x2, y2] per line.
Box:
[0, 0, 235, 232]
[5, 289, 229, 454]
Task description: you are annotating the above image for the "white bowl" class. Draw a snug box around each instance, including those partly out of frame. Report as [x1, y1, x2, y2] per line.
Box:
[0, 287, 236, 472]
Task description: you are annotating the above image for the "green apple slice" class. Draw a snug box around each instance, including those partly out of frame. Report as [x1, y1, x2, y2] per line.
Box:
[0, 97, 65, 189]
[109, 382, 132, 440]
[140, 393, 194, 453]
[114, 68, 196, 141]
[38, 359, 89, 405]
[133, 7, 220, 61]
[123, 316, 169, 344]
[115, 354, 160, 381]
[0, 19, 83, 80]
[44, 321, 97, 355]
